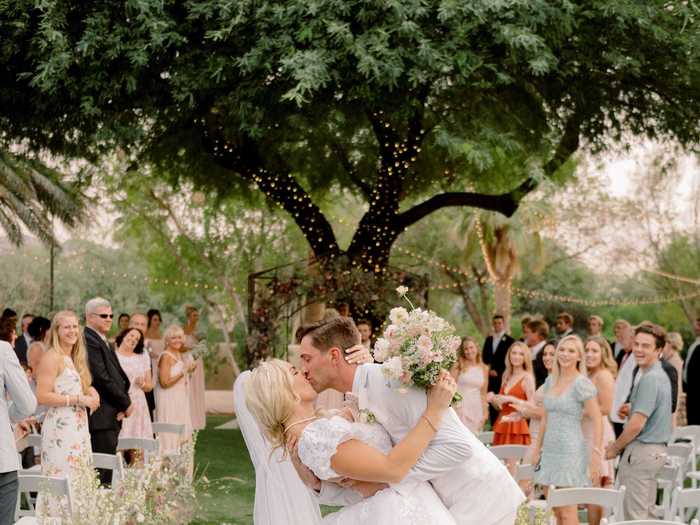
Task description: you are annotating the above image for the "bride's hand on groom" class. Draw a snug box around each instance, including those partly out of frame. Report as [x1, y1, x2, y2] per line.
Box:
[337, 478, 388, 498]
[345, 345, 373, 365]
[426, 370, 457, 418]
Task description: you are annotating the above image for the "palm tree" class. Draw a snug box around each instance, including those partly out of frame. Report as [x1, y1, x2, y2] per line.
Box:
[0, 149, 84, 245]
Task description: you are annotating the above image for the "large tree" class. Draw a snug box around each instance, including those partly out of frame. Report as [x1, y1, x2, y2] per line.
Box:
[1, 0, 698, 275]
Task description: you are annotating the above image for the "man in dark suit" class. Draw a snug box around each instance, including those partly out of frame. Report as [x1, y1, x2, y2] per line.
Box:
[84, 297, 132, 484]
[524, 319, 550, 388]
[482, 314, 515, 425]
[13, 313, 34, 366]
[683, 317, 700, 425]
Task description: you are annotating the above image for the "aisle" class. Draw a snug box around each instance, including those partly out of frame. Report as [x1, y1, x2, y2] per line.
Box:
[193, 415, 255, 525]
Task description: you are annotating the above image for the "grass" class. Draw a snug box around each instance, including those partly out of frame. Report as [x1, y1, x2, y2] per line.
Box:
[192, 416, 255, 525]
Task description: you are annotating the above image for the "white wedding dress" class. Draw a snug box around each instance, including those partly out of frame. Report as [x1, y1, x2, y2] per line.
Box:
[298, 415, 457, 525]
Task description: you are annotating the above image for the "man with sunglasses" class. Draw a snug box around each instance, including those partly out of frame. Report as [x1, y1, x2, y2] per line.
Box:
[84, 297, 132, 484]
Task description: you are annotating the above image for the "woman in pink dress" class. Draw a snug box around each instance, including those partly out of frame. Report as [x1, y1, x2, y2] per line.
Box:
[157, 324, 196, 454]
[584, 335, 618, 525]
[450, 337, 488, 433]
[115, 327, 153, 463]
[183, 306, 206, 430]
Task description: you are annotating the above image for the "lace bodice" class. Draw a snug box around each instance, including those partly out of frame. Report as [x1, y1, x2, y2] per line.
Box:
[298, 415, 393, 480]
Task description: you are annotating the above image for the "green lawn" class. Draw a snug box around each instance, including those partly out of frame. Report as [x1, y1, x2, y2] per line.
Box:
[192, 416, 255, 525]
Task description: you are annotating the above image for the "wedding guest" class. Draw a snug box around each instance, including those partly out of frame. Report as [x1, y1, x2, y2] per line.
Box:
[84, 297, 132, 485]
[482, 314, 516, 425]
[533, 335, 602, 525]
[115, 328, 153, 464]
[357, 320, 373, 350]
[661, 332, 683, 426]
[584, 336, 617, 525]
[490, 342, 535, 446]
[587, 315, 604, 337]
[183, 306, 206, 431]
[36, 311, 99, 516]
[450, 337, 488, 433]
[336, 303, 350, 318]
[117, 313, 130, 332]
[14, 313, 34, 366]
[129, 312, 148, 335]
[0, 317, 16, 347]
[156, 324, 196, 454]
[20, 342, 48, 468]
[525, 319, 550, 387]
[554, 312, 574, 340]
[513, 342, 556, 465]
[519, 315, 533, 341]
[145, 309, 164, 419]
[605, 324, 672, 520]
[0, 338, 36, 525]
[611, 324, 637, 437]
[28, 316, 51, 345]
[612, 319, 631, 359]
[683, 317, 700, 425]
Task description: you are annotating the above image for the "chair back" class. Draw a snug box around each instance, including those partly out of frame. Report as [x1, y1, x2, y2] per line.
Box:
[489, 444, 529, 462]
[152, 422, 186, 436]
[547, 486, 626, 522]
[92, 452, 125, 483]
[15, 474, 71, 519]
[669, 487, 700, 522]
[601, 520, 698, 525]
[515, 463, 535, 482]
[478, 431, 494, 446]
[656, 463, 682, 519]
[667, 443, 694, 477]
[117, 437, 159, 462]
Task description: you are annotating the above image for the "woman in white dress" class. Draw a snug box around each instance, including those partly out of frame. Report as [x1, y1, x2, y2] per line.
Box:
[246, 359, 458, 525]
[450, 337, 488, 433]
[36, 311, 100, 516]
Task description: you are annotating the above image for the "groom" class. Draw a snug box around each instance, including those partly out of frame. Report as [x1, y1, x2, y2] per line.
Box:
[296, 316, 524, 525]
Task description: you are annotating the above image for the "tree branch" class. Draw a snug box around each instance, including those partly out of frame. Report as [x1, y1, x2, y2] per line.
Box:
[330, 140, 371, 198]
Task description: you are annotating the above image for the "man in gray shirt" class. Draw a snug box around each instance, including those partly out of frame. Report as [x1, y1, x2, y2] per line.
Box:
[0, 339, 37, 525]
[605, 323, 672, 520]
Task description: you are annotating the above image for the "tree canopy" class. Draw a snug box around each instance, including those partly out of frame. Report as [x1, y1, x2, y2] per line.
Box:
[1, 0, 698, 271]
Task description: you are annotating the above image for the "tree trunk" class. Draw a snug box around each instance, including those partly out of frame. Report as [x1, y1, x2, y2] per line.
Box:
[493, 280, 512, 330]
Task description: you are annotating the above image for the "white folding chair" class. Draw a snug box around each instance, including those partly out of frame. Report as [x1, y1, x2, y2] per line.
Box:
[547, 486, 626, 525]
[653, 463, 682, 519]
[92, 452, 125, 487]
[478, 431, 494, 446]
[668, 487, 700, 522]
[117, 437, 158, 463]
[14, 473, 71, 520]
[489, 444, 529, 463]
[677, 426, 700, 487]
[515, 463, 535, 483]
[667, 443, 695, 483]
[601, 520, 698, 525]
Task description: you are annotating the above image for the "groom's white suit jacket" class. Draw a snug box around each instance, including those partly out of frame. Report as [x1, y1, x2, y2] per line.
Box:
[351, 363, 525, 525]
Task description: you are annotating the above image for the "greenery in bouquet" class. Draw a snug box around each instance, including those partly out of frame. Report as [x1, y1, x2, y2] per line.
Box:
[373, 287, 462, 404]
[189, 339, 211, 361]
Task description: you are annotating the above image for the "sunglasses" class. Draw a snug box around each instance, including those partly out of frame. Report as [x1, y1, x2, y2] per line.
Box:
[93, 313, 114, 319]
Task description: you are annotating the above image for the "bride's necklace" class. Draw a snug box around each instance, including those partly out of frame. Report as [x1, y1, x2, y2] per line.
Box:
[284, 415, 319, 434]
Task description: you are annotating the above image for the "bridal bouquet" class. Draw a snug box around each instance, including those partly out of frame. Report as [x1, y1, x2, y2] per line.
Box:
[373, 286, 462, 404]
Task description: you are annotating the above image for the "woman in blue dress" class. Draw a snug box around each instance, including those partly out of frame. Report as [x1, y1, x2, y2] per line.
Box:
[532, 335, 602, 525]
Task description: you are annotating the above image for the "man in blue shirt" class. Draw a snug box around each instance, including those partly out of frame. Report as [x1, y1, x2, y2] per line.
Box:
[605, 323, 672, 520]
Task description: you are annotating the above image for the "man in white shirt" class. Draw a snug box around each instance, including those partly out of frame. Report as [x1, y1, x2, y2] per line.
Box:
[0, 339, 37, 524]
[683, 317, 700, 425]
[611, 324, 637, 436]
[612, 319, 631, 359]
[356, 320, 373, 351]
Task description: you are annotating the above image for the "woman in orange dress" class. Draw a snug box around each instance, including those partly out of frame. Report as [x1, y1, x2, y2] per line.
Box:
[490, 341, 535, 445]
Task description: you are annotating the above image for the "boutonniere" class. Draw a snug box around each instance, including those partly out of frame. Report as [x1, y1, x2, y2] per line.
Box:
[358, 408, 376, 424]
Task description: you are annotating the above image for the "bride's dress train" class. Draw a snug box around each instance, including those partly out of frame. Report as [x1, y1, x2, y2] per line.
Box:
[299, 415, 457, 525]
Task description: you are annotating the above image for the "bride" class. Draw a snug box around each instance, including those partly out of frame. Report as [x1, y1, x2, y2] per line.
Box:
[245, 359, 458, 525]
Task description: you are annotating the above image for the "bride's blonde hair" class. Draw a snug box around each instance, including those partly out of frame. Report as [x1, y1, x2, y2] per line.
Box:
[245, 359, 301, 454]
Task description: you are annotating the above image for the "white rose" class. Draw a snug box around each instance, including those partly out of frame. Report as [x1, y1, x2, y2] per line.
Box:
[382, 356, 404, 380]
[373, 338, 391, 362]
[396, 285, 409, 296]
[389, 307, 409, 325]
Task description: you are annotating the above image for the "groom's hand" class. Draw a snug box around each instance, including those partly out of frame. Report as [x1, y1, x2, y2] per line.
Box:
[287, 437, 322, 491]
[338, 479, 388, 498]
[345, 345, 372, 364]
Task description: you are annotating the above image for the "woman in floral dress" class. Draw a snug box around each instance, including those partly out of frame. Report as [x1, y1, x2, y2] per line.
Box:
[35, 310, 100, 516]
[115, 327, 153, 463]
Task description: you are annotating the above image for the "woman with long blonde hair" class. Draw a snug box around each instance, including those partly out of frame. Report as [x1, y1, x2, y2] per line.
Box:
[489, 341, 535, 445]
[532, 335, 602, 525]
[583, 336, 617, 524]
[451, 337, 489, 432]
[36, 310, 100, 516]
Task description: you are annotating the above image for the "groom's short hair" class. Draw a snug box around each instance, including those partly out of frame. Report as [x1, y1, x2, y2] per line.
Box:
[295, 316, 360, 353]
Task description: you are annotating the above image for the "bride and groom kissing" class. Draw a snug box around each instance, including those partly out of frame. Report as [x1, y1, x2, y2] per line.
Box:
[242, 316, 524, 525]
